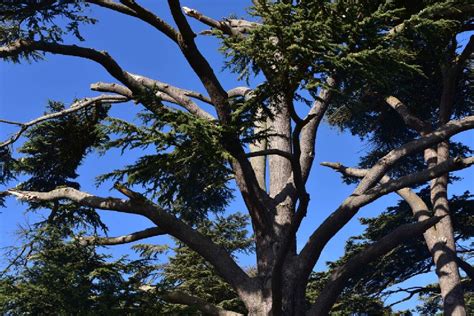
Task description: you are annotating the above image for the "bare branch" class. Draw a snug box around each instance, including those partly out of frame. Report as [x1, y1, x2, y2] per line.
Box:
[307, 216, 443, 315]
[299, 116, 474, 281]
[245, 149, 292, 160]
[183, 6, 259, 36]
[86, 0, 179, 42]
[3, 187, 256, 298]
[227, 87, 252, 98]
[78, 227, 164, 246]
[0, 94, 128, 149]
[299, 77, 336, 182]
[91, 79, 215, 120]
[129, 74, 215, 120]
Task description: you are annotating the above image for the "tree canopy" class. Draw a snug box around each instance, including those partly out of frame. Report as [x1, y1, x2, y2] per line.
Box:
[0, 0, 473, 315]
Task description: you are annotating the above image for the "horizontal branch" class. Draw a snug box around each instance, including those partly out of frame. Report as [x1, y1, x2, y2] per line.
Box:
[139, 285, 243, 316]
[129, 74, 215, 120]
[0, 94, 128, 148]
[308, 216, 443, 315]
[78, 227, 164, 246]
[245, 149, 293, 160]
[320, 162, 432, 223]
[4, 187, 256, 297]
[183, 6, 259, 36]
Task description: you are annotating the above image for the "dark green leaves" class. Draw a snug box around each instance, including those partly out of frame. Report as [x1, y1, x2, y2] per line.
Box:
[98, 107, 233, 222]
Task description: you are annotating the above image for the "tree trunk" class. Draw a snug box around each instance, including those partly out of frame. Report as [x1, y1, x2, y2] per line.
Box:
[430, 141, 466, 315]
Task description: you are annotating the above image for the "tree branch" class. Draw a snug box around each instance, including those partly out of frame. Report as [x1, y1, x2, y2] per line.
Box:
[78, 227, 164, 246]
[245, 149, 292, 160]
[0, 94, 128, 148]
[162, 291, 244, 316]
[307, 216, 443, 315]
[385, 96, 431, 134]
[298, 116, 474, 282]
[139, 286, 243, 316]
[299, 77, 336, 183]
[86, 0, 179, 42]
[182, 6, 259, 36]
[4, 187, 256, 297]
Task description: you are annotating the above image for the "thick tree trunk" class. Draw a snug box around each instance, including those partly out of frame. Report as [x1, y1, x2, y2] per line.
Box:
[430, 141, 466, 315]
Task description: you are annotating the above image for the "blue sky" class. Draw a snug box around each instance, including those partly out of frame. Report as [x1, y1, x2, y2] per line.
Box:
[1, 1, 473, 312]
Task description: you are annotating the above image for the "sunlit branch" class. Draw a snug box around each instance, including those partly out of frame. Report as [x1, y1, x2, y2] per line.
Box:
[0, 94, 128, 149]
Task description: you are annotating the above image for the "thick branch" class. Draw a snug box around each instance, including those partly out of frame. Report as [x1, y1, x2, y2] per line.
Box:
[298, 116, 474, 280]
[0, 94, 128, 148]
[299, 77, 336, 182]
[385, 96, 431, 134]
[4, 188, 255, 297]
[183, 6, 259, 36]
[78, 227, 164, 246]
[307, 216, 442, 315]
[86, 0, 179, 42]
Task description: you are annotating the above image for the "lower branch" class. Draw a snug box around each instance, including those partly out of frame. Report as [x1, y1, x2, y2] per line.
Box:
[163, 291, 244, 316]
[4, 187, 256, 298]
[307, 216, 443, 315]
[77, 227, 164, 246]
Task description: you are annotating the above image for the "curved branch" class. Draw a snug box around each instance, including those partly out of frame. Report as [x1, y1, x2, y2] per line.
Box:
[4, 187, 256, 297]
[298, 116, 474, 282]
[78, 227, 164, 246]
[0, 94, 128, 148]
[162, 291, 244, 316]
[385, 96, 431, 134]
[86, 0, 179, 42]
[307, 216, 443, 315]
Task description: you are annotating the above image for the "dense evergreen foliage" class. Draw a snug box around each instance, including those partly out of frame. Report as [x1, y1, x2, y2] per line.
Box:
[0, 0, 472, 314]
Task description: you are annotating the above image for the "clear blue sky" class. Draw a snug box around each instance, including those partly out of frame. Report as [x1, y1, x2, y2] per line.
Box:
[0, 1, 473, 312]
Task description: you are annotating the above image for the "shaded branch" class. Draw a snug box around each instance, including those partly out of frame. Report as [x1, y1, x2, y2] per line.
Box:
[163, 291, 244, 316]
[245, 149, 292, 160]
[139, 285, 243, 316]
[385, 96, 431, 134]
[183, 6, 259, 36]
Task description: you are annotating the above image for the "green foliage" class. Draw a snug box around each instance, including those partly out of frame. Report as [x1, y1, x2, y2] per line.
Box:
[318, 188, 473, 311]
[17, 101, 109, 192]
[97, 107, 234, 222]
[223, 0, 424, 104]
[0, 227, 159, 315]
[0, 0, 95, 61]
[141, 213, 253, 314]
[305, 271, 392, 315]
[0, 214, 253, 315]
